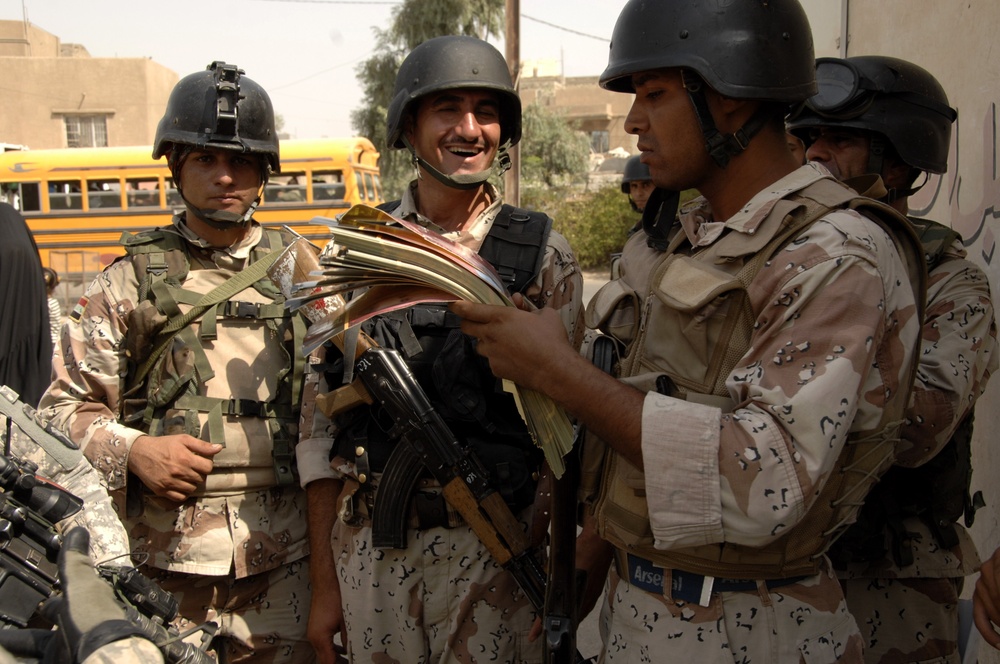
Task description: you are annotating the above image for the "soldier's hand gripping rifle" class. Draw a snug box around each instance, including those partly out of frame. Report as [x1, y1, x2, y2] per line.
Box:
[0, 454, 217, 664]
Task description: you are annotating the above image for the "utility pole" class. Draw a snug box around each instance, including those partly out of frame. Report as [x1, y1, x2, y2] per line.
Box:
[504, 0, 520, 207]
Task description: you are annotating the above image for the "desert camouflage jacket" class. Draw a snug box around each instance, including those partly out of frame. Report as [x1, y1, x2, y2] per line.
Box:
[838, 230, 997, 579]
[595, 165, 921, 557]
[37, 216, 309, 578]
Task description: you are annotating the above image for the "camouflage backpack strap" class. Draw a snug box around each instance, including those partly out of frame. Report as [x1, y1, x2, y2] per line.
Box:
[126, 248, 284, 405]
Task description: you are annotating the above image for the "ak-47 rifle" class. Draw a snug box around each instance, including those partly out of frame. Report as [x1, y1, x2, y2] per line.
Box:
[355, 346, 548, 611]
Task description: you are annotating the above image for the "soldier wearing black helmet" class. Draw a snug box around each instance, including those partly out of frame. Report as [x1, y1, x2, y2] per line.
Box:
[300, 35, 584, 663]
[789, 55, 998, 664]
[621, 154, 654, 215]
[452, 1, 926, 661]
[38, 62, 315, 663]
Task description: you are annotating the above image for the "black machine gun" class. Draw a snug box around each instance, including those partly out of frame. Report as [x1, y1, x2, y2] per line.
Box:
[0, 395, 217, 663]
[0, 453, 217, 663]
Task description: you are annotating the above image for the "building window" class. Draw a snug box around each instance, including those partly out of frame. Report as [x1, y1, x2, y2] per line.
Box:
[590, 130, 609, 154]
[65, 115, 109, 148]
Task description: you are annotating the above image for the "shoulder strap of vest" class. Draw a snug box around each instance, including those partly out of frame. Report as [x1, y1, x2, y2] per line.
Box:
[377, 200, 552, 295]
[907, 216, 962, 271]
[121, 228, 190, 302]
[479, 204, 553, 295]
[704, 179, 927, 399]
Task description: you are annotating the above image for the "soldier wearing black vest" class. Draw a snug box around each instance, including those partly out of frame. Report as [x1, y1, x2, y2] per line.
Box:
[788, 55, 998, 664]
[300, 35, 584, 663]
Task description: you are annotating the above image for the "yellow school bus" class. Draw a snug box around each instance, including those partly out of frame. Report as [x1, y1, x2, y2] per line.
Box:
[0, 137, 382, 280]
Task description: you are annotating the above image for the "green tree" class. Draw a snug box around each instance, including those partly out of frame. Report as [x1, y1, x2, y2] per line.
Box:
[351, 0, 505, 199]
[520, 103, 591, 188]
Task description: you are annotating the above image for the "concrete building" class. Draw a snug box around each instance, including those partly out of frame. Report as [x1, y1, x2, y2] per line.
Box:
[520, 58, 635, 158]
[0, 19, 177, 149]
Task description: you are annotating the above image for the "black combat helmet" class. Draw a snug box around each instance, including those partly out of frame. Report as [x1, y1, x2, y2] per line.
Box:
[620, 154, 652, 194]
[600, 0, 816, 169]
[600, 0, 816, 101]
[787, 55, 957, 175]
[153, 61, 280, 175]
[153, 61, 278, 226]
[385, 35, 520, 189]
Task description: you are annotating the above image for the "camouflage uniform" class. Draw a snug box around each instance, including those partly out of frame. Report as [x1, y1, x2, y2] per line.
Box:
[584, 165, 921, 663]
[3, 423, 130, 565]
[300, 182, 584, 663]
[38, 214, 313, 663]
[835, 228, 997, 664]
[82, 638, 164, 664]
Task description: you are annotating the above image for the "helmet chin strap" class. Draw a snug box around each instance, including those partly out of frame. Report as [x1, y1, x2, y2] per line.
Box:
[178, 184, 262, 229]
[682, 70, 769, 169]
[867, 134, 922, 203]
[401, 135, 511, 190]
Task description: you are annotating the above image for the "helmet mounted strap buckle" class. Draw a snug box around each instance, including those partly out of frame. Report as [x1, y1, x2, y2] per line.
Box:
[210, 61, 242, 140]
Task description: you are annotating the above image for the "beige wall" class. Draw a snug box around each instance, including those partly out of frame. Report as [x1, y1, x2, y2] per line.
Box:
[839, 1, 1000, 659]
[0, 20, 177, 149]
[520, 73, 635, 156]
[0, 20, 60, 57]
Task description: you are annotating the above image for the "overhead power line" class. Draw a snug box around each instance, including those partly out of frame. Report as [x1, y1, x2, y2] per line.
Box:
[248, 1, 610, 42]
[521, 13, 607, 42]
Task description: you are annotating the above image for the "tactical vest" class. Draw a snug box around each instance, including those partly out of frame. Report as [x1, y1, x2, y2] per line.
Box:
[587, 177, 925, 579]
[119, 223, 307, 494]
[326, 202, 553, 512]
[828, 217, 983, 568]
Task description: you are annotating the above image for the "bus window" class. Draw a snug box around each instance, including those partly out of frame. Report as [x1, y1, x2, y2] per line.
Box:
[265, 173, 306, 203]
[126, 178, 161, 208]
[49, 180, 84, 211]
[3, 182, 41, 212]
[86, 179, 122, 209]
[166, 179, 183, 208]
[363, 172, 376, 201]
[312, 170, 345, 201]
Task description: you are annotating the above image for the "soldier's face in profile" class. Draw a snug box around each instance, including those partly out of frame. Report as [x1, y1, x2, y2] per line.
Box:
[804, 127, 871, 181]
[407, 89, 501, 178]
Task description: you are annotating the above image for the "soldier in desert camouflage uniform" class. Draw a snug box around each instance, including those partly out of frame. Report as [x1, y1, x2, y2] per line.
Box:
[37, 62, 313, 663]
[452, 1, 926, 662]
[301, 35, 583, 663]
[789, 55, 998, 664]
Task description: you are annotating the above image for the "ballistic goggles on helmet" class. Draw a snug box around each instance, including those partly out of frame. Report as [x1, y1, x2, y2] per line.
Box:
[806, 57, 957, 122]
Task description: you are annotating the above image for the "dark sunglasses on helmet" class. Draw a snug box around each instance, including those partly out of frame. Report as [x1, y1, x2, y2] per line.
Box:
[806, 58, 888, 118]
[806, 57, 957, 122]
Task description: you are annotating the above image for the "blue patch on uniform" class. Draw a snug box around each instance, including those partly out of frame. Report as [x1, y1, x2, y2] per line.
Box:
[68, 295, 89, 323]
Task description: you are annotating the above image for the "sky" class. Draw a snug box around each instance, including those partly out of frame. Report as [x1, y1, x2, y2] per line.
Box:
[1, 0, 626, 139]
